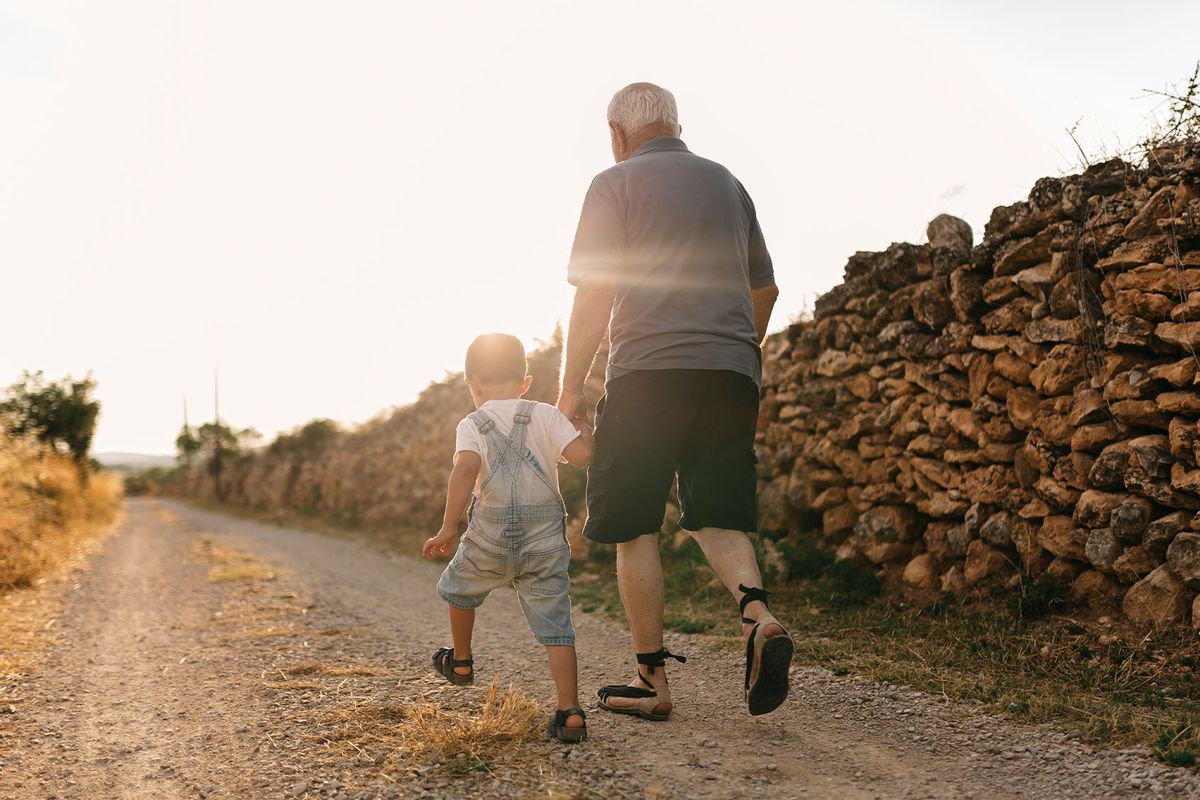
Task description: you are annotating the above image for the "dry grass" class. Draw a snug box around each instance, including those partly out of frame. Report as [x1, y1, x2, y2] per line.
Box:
[319, 678, 544, 777]
[192, 538, 278, 583]
[281, 662, 389, 678]
[0, 431, 122, 593]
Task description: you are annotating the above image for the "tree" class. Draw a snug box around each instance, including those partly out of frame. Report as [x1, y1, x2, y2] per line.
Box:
[175, 424, 202, 466]
[0, 371, 101, 464]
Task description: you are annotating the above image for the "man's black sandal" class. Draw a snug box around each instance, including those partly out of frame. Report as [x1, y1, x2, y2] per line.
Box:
[432, 646, 474, 686]
[740, 584, 794, 716]
[596, 648, 686, 721]
[548, 707, 588, 743]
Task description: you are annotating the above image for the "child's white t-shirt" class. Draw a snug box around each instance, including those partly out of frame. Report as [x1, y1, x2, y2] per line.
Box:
[454, 400, 580, 493]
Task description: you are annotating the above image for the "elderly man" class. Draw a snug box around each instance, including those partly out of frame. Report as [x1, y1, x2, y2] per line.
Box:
[557, 82, 792, 719]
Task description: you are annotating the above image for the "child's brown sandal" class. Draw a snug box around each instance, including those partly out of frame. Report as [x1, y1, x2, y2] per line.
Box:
[740, 584, 794, 716]
[548, 707, 587, 743]
[596, 648, 685, 721]
[432, 646, 474, 686]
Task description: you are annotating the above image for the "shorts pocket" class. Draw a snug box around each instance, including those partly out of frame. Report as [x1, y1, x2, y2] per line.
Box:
[461, 546, 506, 577]
[519, 543, 570, 597]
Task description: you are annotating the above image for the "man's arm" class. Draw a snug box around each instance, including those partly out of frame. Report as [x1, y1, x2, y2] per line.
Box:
[557, 282, 615, 420]
[752, 283, 780, 345]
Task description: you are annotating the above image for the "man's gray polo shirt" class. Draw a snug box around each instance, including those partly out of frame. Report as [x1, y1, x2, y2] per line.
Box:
[567, 136, 774, 386]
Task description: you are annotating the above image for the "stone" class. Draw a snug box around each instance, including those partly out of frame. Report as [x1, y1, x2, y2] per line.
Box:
[823, 502, 859, 538]
[1156, 321, 1200, 349]
[1112, 289, 1175, 322]
[1085, 528, 1123, 574]
[964, 539, 1013, 584]
[1006, 388, 1039, 431]
[979, 511, 1015, 548]
[995, 227, 1054, 277]
[1026, 317, 1085, 344]
[1114, 264, 1200, 293]
[1045, 557, 1086, 585]
[1144, 511, 1190, 560]
[1038, 516, 1086, 561]
[1034, 476, 1079, 512]
[949, 267, 984, 323]
[1149, 357, 1197, 387]
[1072, 421, 1123, 454]
[1104, 316, 1156, 349]
[1113, 546, 1156, 585]
[902, 553, 937, 591]
[1071, 570, 1123, 611]
[1122, 566, 1193, 629]
[940, 564, 966, 592]
[1088, 443, 1131, 489]
[1169, 418, 1198, 463]
[993, 351, 1033, 385]
[1012, 521, 1048, 573]
[1129, 434, 1173, 476]
[926, 214, 973, 253]
[1068, 388, 1107, 427]
[816, 350, 865, 377]
[911, 280, 954, 330]
[1171, 462, 1200, 496]
[1166, 532, 1200, 590]
[849, 505, 918, 564]
[1029, 345, 1087, 396]
[1109, 497, 1153, 543]
[1110, 399, 1169, 429]
[982, 298, 1035, 334]
[810, 485, 847, 512]
[1158, 391, 1200, 415]
[1074, 490, 1125, 529]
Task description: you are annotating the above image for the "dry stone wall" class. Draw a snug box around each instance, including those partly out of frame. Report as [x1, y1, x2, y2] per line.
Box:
[756, 143, 1200, 629]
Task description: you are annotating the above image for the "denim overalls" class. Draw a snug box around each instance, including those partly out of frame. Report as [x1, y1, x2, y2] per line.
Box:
[436, 400, 575, 646]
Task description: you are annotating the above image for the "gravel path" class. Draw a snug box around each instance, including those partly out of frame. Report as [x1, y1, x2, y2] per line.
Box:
[0, 497, 1196, 799]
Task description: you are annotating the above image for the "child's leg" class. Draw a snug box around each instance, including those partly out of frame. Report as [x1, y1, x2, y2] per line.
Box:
[449, 606, 475, 676]
[546, 645, 584, 727]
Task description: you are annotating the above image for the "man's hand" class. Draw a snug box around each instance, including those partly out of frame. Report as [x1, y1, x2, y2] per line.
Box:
[557, 388, 587, 422]
[421, 527, 457, 559]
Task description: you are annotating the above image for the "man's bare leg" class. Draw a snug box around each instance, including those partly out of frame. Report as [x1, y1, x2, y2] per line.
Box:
[688, 528, 786, 640]
[606, 532, 672, 711]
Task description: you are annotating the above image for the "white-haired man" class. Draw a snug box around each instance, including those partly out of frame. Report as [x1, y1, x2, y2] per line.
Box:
[557, 82, 792, 719]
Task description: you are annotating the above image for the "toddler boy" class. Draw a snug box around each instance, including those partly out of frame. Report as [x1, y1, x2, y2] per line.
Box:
[422, 333, 593, 743]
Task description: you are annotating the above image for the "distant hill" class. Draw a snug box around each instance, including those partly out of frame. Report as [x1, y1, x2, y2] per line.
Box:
[94, 452, 176, 471]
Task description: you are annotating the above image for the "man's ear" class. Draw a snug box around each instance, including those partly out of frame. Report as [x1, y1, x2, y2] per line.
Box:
[519, 375, 534, 396]
[608, 120, 626, 162]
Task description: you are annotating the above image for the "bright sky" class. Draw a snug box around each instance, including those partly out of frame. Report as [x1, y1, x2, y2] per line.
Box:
[2, 1, 1198, 455]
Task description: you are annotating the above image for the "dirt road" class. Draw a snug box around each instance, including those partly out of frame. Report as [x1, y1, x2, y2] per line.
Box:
[0, 498, 1196, 799]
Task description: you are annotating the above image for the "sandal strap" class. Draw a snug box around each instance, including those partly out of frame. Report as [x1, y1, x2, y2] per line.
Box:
[435, 646, 474, 669]
[635, 648, 687, 674]
[554, 707, 587, 724]
[738, 584, 770, 616]
[598, 684, 657, 700]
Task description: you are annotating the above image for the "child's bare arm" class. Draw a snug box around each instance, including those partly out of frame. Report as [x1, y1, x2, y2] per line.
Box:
[421, 451, 482, 558]
[561, 418, 594, 467]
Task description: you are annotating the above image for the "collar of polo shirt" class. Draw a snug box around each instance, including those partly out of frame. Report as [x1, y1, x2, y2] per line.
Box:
[630, 136, 690, 159]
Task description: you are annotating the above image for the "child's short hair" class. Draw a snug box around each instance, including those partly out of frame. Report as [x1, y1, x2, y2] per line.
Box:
[465, 333, 527, 385]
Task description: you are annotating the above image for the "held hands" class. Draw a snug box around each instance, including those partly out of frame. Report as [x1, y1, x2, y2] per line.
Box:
[421, 527, 457, 559]
[556, 388, 587, 423]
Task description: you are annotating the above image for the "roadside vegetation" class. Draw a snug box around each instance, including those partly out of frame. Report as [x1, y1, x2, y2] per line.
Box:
[0, 372, 122, 594]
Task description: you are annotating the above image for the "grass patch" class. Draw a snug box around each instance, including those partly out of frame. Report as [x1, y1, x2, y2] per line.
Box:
[193, 538, 278, 583]
[571, 531, 1200, 768]
[320, 678, 543, 777]
[281, 662, 389, 678]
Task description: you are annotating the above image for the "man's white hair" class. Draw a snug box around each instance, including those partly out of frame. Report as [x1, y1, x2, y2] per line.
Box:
[607, 82, 681, 135]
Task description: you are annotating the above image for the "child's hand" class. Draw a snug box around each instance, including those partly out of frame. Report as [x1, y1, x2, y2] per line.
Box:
[421, 528, 456, 559]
